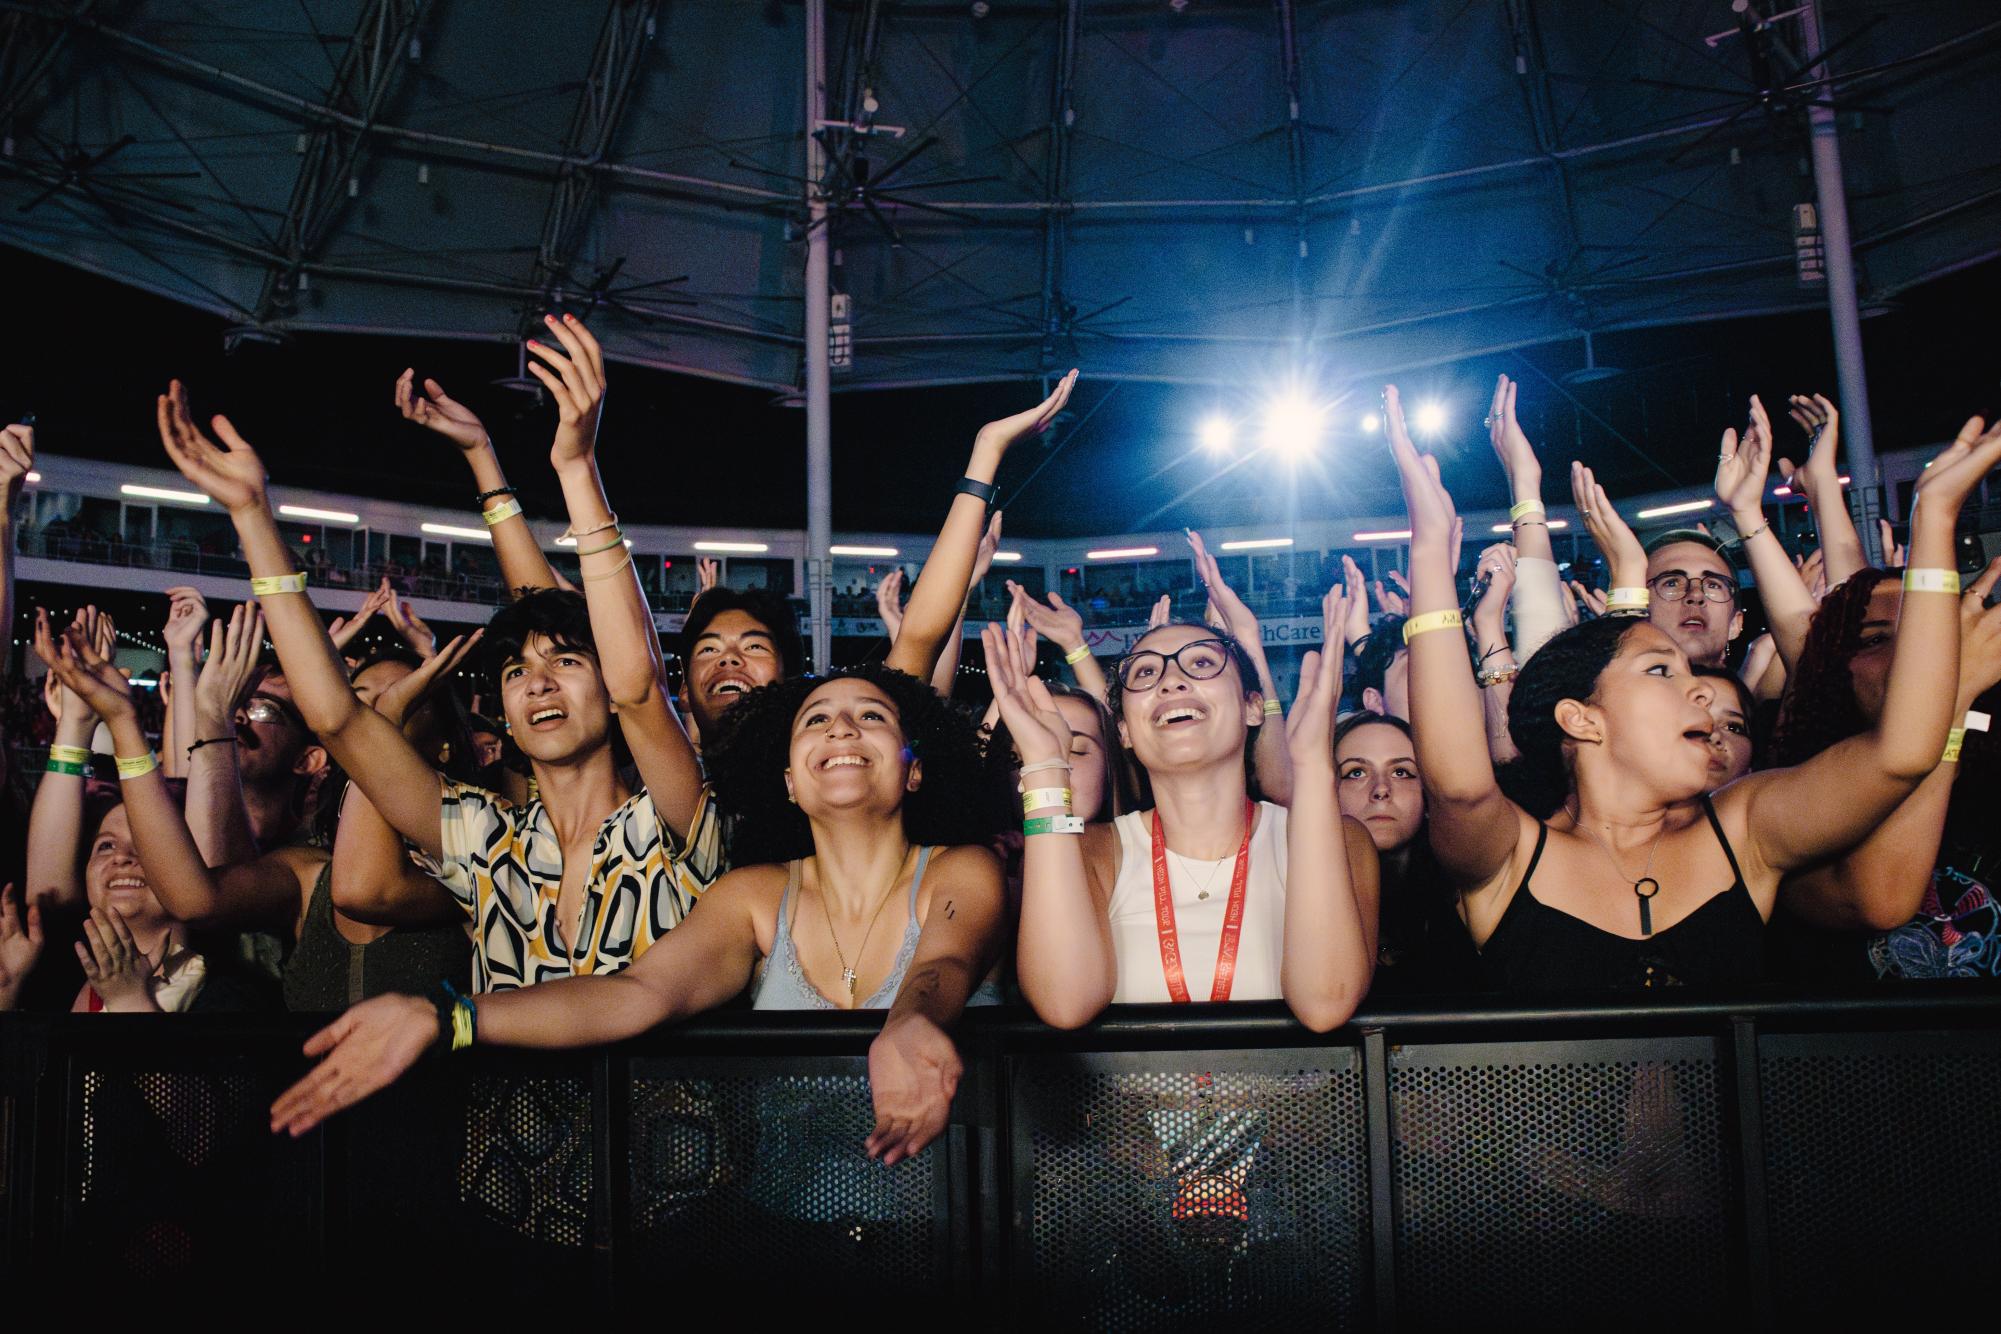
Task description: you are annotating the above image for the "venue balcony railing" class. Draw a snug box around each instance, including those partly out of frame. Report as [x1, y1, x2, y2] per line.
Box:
[3, 990, 1996, 1321]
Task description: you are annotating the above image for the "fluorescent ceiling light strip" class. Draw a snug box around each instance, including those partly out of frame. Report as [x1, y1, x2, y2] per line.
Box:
[1489, 519, 1569, 533]
[278, 504, 359, 524]
[693, 540, 770, 553]
[991, 551, 1024, 562]
[1086, 546, 1159, 559]
[829, 545, 899, 557]
[1351, 530, 1411, 541]
[1219, 537, 1294, 551]
[420, 522, 492, 542]
[1634, 499, 1714, 520]
[121, 483, 209, 505]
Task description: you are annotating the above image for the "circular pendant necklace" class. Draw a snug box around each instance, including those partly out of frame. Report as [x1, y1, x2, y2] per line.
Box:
[1583, 818, 1669, 938]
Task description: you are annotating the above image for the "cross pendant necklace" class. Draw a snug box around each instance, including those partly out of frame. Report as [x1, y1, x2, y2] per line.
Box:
[819, 846, 910, 1002]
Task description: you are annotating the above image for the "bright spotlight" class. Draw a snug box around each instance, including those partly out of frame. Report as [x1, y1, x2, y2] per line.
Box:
[1359, 412, 1382, 434]
[1199, 415, 1235, 453]
[1262, 395, 1324, 457]
[1413, 401, 1447, 436]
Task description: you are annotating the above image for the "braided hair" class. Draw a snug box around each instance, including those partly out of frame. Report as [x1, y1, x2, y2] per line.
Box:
[1771, 568, 1893, 768]
[706, 664, 994, 866]
[1499, 616, 1652, 819]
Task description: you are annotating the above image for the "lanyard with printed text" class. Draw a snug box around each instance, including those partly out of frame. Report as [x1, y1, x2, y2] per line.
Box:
[1150, 799, 1255, 1003]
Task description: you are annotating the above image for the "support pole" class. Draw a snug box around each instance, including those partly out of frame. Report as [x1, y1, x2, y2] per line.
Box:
[804, 0, 832, 670]
[1800, 0, 1884, 560]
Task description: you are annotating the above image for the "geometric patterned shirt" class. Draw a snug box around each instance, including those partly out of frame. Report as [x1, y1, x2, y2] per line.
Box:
[414, 776, 727, 992]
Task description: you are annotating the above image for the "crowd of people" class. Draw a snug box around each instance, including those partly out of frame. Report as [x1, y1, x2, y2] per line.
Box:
[2, 318, 1997, 1169]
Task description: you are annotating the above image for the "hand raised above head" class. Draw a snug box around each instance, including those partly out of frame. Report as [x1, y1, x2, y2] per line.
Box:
[155, 380, 270, 514]
[395, 368, 489, 454]
[525, 314, 607, 468]
[975, 369, 1076, 455]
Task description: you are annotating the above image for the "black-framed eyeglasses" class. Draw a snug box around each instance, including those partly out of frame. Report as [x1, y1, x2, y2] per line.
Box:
[1647, 572, 1737, 604]
[1116, 638, 1235, 690]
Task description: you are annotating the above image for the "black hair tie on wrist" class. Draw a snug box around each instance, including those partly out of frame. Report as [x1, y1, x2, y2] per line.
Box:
[185, 736, 238, 760]
[474, 486, 517, 506]
[955, 477, 998, 507]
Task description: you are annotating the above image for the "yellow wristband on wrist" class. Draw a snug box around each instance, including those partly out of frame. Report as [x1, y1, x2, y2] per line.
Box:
[1903, 568, 1961, 595]
[1605, 587, 1650, 612]
[1508, 498, 1545, 522]
[481, 498, 523, 526]
[1063, 643, 1092, 666]
[1262, 699, 1283, 717]
[48, 744, 91, 766]
[249, 572, 308, 597]
[1402, 610, 1463, 644]
[1021, 787, 1073, 814]
[115, 751, 158, 780]
[1942, 727, 1966, 764]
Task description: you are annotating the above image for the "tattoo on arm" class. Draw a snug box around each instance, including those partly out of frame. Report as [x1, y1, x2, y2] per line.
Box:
[943, 900, 956, 919]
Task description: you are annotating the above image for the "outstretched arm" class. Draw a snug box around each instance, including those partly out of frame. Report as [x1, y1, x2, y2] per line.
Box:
[887, 372, 1076, 681]
[184, 604, 263, 867]
[1009, 581, 1111, 706]
[866, 845, 1005, 1164]
[1278, 586, 1379, 1032]
[1389, 386, 1524, 890]
[527, 315, 704, 839]
[270, 871, 763, 1136]
[1484, 377, 1568, 662]
[156, 380, 448, 858]
[25, 607, 112, 911]
[1718, 396, 1817, 672]
[1781, 394, 1867, 589]
[1186, 529, 1290, 804]
[396, 368, 560, 598]
[925, 513, 1005, 697]
[1730, 417, 2001, 877]
[0, 423, 30, 685]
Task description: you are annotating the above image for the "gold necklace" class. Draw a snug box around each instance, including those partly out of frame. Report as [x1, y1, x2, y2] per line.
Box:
[817, 845, 911, 1000]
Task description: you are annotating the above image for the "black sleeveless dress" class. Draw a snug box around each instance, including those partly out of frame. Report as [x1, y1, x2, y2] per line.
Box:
[281, 862, 472, 1010]
[1480, 796, 1766, 991]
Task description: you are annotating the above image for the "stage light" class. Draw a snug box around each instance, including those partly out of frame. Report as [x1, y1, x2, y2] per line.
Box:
[1261, 395, 1323, 457]
[1413, 401, 1446, 435]
[1359, 413, 1381, 434]
[1198, 415, 1235, 453]
[1634, 499, 1713, 520]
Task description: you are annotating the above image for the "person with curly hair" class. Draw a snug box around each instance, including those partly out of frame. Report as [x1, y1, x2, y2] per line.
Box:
[269, 664, 1005, 1166]
[1767, 555, 2001, 980]
[1388, 378, 1998, 993]
[993, 574, 1380, 1032]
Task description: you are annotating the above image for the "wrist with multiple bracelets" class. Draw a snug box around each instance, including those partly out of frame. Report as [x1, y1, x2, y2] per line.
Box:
[432, 980, 477, 1054]
[1018, 761, 1083, 835]
[45, 744, 91, 777]
[1605, 586, 1650, 617]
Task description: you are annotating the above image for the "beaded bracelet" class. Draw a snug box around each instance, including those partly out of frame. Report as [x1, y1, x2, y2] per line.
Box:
[1063, 644, 1092, 666]
[1477, 666, 1520, 688]
[1402, 610, 1462, 644]
[481, 498, 523, 526]
[1020, 787, 1073, 814]
[250, 572, 308, 597]
[473, 485, 515, 506]
[1023, 814, 1085, 836]
[115, 751, 157, 780]
[1903, 568, 1961, 595]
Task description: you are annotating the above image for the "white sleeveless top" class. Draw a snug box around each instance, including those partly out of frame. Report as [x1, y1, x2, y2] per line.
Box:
[1107, 800, 1289, 1003]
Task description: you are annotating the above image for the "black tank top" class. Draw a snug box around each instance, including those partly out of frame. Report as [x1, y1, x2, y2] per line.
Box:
[281, 862, 472, 1011]
[1480, 796, 1766, 992]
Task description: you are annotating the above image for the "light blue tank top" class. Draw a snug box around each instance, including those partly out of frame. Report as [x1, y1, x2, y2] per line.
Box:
[750, 846, 1001, 1009]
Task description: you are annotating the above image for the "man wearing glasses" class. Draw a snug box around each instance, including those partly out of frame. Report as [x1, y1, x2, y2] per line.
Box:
[1642, 529, 1744, 668]
[222, 666, 328, 850]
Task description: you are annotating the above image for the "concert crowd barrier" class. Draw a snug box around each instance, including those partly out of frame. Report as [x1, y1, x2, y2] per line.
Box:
[3, 991, 1996, 1324]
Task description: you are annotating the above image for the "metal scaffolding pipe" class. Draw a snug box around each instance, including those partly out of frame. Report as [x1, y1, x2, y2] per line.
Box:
[1801, 0, 1883, 559]
[804, 0, 832, 671]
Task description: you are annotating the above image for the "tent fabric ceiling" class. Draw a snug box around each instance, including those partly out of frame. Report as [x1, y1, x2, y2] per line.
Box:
[2, 0, 1996, 395]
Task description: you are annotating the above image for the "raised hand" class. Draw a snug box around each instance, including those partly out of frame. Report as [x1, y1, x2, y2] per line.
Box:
[33, 614, 136, 724]
[1186, 528, 1265, 649]
[1009, 581, 1086, 652]
[155, 380, 269, 514]
[1780, 393, 1841, 491]
[328, 579, 392, 654]
[0, 421, 33, 494]
[161, 586, 210, 656]
[1285, 583, 1352, 769]
[1956, 558, 2001, 711]
[864, 1012, 962, 1166]
[1485, 373, 1541, 485]
[1372, 568, 1411, 618]
[1568, 580, 1609, 618]
[76, 906, 159, 1013]
[0, 883, 44, 1010]
[524, 313, 607, 468]
[1472, 542, 1518, 634]
[394, 369, 489, 454]
[1796, 548, 1828, 602]
[1001, 588, 1040, 676]
[1571, 461, 1648, 589]
[1146, 593, 1172, 629]
[194, 602, 266, 733]
[972, 511, 1005, 585]
[975, 369, 1076, 455]
[384, 589, 436, 658]
[1337, 556, 1370, 645]
[1384, 385, 1459, 552]
[1910, 415, 2001, 513]
[270, 993, 439, 1136]
[981, 622, 1072, 766]
[875, 568, 906, 639]
[371, 630, 484, 731]
[1876, 520, 1906, 570]
[1714, 403, 1774, 515]
[696, 556, 720, 596]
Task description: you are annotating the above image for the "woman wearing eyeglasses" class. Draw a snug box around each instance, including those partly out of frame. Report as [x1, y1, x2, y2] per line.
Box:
[986, 587, 1379, 1032]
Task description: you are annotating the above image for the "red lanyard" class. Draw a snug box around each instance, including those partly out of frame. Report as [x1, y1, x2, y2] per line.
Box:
[1150, 799, 1255, 1003]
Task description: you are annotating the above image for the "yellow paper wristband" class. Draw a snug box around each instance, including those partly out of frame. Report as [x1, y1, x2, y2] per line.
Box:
[114, 751, 157, 780]
[1903, 568, 1961, 595]
[1063, 643, 1092, 666]
[1942, 727, 1966, 765]
[1262, 699, 1282, 716]
[450, 998, 475, 1051]
[48, 744, 91, 765]
[1508, 498, 1545, 522]
[250, 572, 307, 596]
[1605, 587, 1650, 611]
[1020, 787, 1072, 813]
[1402, 610, 1463, 644]
[481, 498, 523, 526]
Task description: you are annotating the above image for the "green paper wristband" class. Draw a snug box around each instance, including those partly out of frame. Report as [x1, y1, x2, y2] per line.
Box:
[44, 758, 88, 777]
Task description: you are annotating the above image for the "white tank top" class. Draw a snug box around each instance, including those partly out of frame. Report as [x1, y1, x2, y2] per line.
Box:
[1107, 801, 1288, 1004]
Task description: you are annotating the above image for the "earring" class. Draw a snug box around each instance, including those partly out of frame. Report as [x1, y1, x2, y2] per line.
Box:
[786, 790, 797, 804]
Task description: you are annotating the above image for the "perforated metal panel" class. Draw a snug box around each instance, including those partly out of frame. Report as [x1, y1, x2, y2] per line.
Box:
[623, 1056, 949, 1297]
[1389, 1038, 1729, 1329]
[455, 1074, 593, 1247]
[1761, 1029, 2001, 1320]
[1010, 1049, 1369, 1330]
